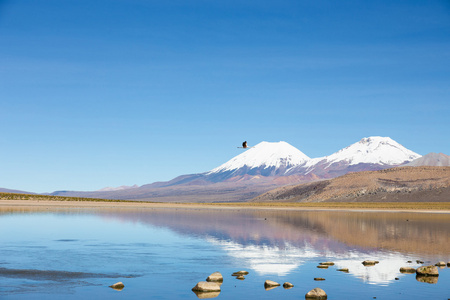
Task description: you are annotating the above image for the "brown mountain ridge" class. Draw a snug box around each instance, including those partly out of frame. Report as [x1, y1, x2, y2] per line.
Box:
[252, 166, 450, 203]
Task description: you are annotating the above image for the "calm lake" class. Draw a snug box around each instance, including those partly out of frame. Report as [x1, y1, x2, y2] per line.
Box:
[0, 206, 449, 299]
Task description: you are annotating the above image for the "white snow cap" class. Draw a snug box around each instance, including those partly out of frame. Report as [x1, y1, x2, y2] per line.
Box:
[320, 136, 421, 165]
[208, 141, 310, 174]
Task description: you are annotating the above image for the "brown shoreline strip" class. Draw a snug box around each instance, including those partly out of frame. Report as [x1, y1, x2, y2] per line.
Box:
[0, 199, 449, 213]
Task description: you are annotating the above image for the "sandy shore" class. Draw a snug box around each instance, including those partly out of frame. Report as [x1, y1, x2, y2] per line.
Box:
[1, 199, 449, 213]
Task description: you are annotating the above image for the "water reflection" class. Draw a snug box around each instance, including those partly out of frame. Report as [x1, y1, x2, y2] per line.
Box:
[1, 206, 449, 289]
[193, 291, 221, 299]
[206, 238, 316, 276]
[333, 254, 422, 285]
[2, 207, 449, 253]
[416, 275, 438, 284]
[84, 208, 450, 255]
[92, 208, 450, 285]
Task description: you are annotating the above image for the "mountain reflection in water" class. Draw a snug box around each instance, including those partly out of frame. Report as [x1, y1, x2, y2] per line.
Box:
[1, 206, 449, 285]
[89, 208, 450, 256]
[96, 208, 450, 283]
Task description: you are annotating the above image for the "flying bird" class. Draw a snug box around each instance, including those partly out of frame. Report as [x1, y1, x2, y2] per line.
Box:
[238, 141, 253, 149]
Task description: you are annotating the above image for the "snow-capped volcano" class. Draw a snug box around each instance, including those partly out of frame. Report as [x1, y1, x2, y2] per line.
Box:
[295, 136, 422, 177]
[206, 137, 421, 181]
[207, 141, 310, 180]
[315, 136, 421, 166]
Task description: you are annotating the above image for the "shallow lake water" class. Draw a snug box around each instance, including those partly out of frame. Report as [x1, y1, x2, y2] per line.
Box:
[0, 206, 449, 299]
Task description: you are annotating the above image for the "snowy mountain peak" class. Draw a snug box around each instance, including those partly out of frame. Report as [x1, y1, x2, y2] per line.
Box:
[207, 141, 310, 175]
[321, 136, 421, 166]
[205, 137, 421, 181]
[359, 136, 395, 145]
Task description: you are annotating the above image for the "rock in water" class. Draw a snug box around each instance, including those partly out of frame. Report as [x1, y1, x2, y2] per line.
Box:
[206, 272, 223, 282]
[109, 282, 124, 290]
[319, 262, 334, 266]
[192, 281, 221, 292]
[362, 260, 379, 266]
[305, 287, 327, 299]
[416, 266, 439, 276]
[399, 267, 416, 274]
[435, 261, 446, 267]
[232, 270, 249, 276]
[264, 280, 280, 287]
[283, 282, 294, 288]
[337, 268, 349, 273]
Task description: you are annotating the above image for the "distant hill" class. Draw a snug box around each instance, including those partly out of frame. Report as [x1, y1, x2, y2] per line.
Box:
[0, 188, 34, 195]
[404, 152, 450, 167]
[49, 176, 301, 203]
[252, 166, 450, 203]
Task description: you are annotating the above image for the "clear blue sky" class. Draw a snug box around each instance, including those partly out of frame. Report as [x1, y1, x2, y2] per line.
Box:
[1, 0, 449, 193]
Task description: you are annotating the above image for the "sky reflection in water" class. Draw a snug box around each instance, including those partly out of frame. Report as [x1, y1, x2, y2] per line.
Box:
[0, 207, 449, 299]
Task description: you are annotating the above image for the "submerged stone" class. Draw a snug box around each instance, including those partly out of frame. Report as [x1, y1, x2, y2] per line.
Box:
[232, 270, 249, 276]
[206, 272, 223, 282]
[362, 260, 379, 266]
[305, 287, 327, 299]
[109, 282, 124, 291]
[400, 267, 416, 274]
[192, 281, 221, 292]
[416, 265, 439, 276]
[337, 268, 349, 273]
[264, 280, 280, 287]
